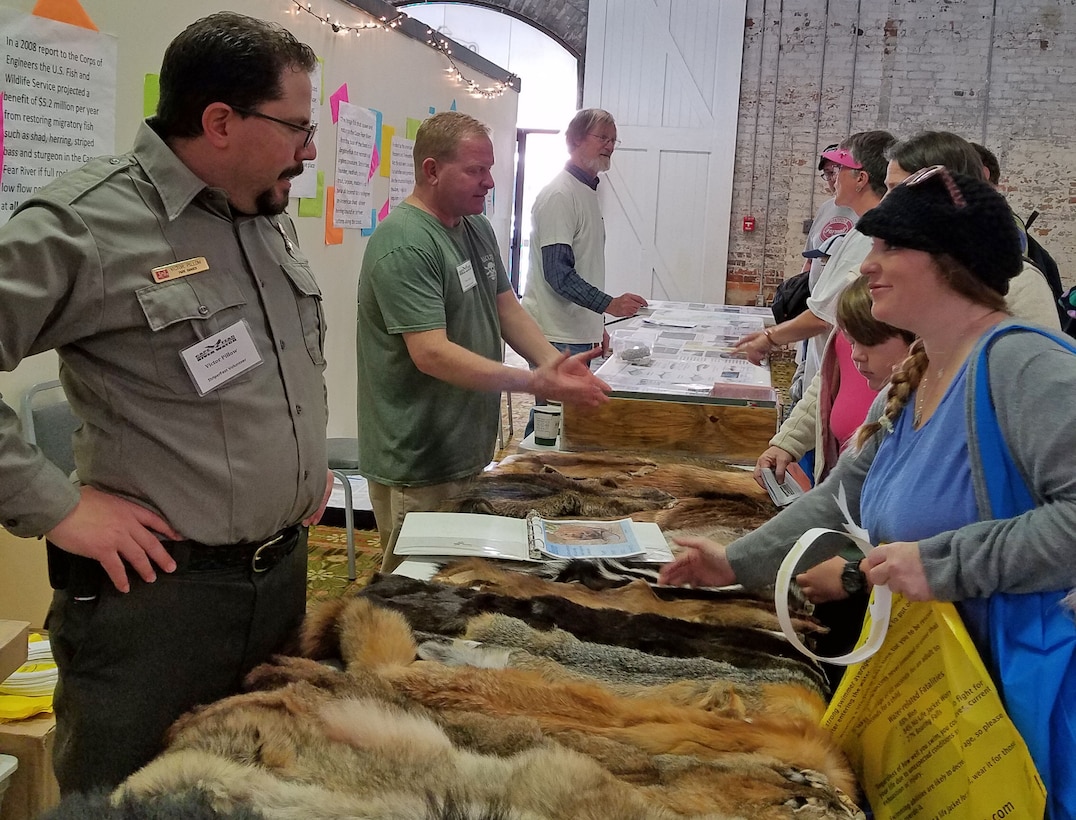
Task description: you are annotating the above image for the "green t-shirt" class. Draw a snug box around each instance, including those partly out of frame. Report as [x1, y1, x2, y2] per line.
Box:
[357, 202, 510, 485]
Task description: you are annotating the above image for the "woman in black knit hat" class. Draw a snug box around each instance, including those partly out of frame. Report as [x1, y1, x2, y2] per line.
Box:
[660, 167, 1076, 817]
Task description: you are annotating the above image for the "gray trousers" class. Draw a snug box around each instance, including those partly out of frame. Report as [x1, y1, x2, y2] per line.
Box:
[46, 530, 308, 794]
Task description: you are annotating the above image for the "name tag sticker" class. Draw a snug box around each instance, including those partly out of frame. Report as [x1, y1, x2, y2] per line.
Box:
[152, 256, 210, 283]
[180, 319, 263, 395]
[456, 259, 477, 292]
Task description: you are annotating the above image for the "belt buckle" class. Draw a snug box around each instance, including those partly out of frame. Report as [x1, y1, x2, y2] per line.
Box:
[251, 531, 286, 573]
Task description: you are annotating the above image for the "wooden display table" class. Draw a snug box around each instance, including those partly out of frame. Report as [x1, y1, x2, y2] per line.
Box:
[561, 395, 777, 464]
[561, 300, 779, 464]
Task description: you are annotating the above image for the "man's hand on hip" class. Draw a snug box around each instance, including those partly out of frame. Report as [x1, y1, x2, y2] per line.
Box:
[46, 486, 181, 593]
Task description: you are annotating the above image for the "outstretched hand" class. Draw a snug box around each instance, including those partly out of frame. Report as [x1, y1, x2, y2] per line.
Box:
[730, 331, 771, 366]
[658, 535, 737, 588]
[46, 486, 181, 593]
[532, 348, 611, 408]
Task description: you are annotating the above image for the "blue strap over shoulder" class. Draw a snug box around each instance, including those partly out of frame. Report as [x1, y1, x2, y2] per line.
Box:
[973, 323, 1076, 820]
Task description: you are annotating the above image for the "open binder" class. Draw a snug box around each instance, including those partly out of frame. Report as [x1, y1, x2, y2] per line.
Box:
[395, 510, 673, 564]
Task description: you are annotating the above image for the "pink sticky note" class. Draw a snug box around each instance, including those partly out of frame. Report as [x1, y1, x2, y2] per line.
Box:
[368, 144, 380, 181]
[378, 198, 390, 222]
[0, 93, 5, 187]
[329, 84, 349, 124]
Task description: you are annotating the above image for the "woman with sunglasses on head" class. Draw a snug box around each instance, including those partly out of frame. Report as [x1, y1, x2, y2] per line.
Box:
[661, 168, 1076, 817]
[884, 130, 1059, 332]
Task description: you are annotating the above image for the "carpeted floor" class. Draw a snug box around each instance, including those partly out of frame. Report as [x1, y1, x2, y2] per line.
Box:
[306, 389, 534, 604]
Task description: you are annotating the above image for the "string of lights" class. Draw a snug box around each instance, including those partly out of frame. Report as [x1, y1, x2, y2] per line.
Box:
[286, 0, 517, 98]
[425, 34, 517, 99]
[288, 0, 405, 34]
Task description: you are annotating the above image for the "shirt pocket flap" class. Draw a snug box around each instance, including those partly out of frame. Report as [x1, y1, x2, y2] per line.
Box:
[279, 261, 322, 299]
[136, 277, 246, 332]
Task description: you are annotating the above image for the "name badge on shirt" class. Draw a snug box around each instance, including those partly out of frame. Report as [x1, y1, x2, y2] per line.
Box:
[180, 319, 263, 396]
[456, 259, 477, 292]
[151, 257, 210, 283]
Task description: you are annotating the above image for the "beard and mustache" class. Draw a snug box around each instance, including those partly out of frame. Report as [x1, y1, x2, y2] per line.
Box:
[255, 162, 306, 216]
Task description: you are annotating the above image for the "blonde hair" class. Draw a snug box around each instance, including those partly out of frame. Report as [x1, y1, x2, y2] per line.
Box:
[413, 111, 490, 174]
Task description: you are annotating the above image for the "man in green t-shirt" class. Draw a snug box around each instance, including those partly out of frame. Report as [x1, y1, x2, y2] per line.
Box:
[357, 111, 611, 569]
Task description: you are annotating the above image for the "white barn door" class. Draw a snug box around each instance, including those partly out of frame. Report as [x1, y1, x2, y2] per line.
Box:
[584, 0, 746, 304]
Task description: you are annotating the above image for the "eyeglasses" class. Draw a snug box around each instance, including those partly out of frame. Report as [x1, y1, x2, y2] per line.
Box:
[230, 105, 317, 149]
[587, 132, 621, 147]
[901, 164, 966, 208]
[820, 167, 839, 182]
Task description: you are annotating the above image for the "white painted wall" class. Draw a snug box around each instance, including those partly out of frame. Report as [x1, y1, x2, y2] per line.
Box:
[0, 0, 519, 441]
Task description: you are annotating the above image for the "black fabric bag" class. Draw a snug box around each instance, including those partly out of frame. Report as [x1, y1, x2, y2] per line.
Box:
[770, 270, 811, 324]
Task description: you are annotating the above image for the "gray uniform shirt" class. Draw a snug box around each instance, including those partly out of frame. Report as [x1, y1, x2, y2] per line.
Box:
[0, 121, 328, 545]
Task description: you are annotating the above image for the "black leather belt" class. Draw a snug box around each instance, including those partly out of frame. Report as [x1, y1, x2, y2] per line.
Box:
[164, 525, 302, 573]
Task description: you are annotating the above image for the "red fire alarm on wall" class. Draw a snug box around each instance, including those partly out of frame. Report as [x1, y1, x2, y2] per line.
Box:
[743, 215, 756, 232]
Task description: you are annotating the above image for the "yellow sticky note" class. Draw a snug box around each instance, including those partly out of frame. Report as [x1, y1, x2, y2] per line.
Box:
[380, 126, 395, 178]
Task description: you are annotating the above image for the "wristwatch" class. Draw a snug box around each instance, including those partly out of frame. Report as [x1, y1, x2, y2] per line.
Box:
[840, 559, 867, 595]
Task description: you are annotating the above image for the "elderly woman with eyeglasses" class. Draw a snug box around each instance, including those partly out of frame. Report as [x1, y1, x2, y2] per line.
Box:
[661, 168, 1076, 816]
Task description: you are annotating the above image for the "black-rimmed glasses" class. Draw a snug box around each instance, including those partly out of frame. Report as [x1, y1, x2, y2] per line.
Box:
[901, 164, 966, 208]
[231, 105, 317, 148]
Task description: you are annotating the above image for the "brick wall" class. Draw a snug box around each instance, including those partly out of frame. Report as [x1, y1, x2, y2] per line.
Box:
[410, 0, 1076, 305]
[728, 0, 1076, 305]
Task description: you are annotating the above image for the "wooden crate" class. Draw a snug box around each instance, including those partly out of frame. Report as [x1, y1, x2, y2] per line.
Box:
[560, 396, 777, 465]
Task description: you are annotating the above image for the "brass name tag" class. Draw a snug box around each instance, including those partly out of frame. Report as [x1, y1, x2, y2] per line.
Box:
[151, 256, 209, 283]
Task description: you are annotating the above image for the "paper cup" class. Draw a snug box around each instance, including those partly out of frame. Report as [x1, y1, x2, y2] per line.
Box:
[533, 404, 562, 446]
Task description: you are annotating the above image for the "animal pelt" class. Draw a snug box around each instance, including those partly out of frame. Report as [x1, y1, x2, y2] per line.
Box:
[439, 469, 678, 518]
[124, 681, 703, 820]
[456, 611, 827, 698]
[324, 598, 855, 799]
[432, 558, 824, 635]
[336, 573, 828, 692]
[39, 788, 268, 820]
[417, 635, 826, 724]
[202, 656, 861, 820]
[488, 452, 778, 536]
[242, 658, 861, 820]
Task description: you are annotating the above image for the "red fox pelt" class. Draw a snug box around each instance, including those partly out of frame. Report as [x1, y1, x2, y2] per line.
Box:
[325, 598, 855, 799]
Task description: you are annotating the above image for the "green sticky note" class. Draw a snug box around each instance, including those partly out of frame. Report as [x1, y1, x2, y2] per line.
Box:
[298, 171, 325, 218]
[406, 117, 422, 140]
[143, 74, 160, 119]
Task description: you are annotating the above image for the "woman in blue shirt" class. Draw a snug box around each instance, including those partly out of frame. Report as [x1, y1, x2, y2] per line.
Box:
[660, 167, 1076, 818]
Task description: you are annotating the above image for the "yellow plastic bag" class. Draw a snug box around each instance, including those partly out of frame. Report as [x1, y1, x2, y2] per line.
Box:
[823, 594, 1046, 819]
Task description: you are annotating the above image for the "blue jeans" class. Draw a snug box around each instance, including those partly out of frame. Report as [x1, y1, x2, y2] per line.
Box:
[524, 341, 601, 438]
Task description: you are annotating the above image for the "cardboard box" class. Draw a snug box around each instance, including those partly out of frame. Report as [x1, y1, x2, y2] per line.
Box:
[0, 714, 59, 820]
[0, 622, 29, 685]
